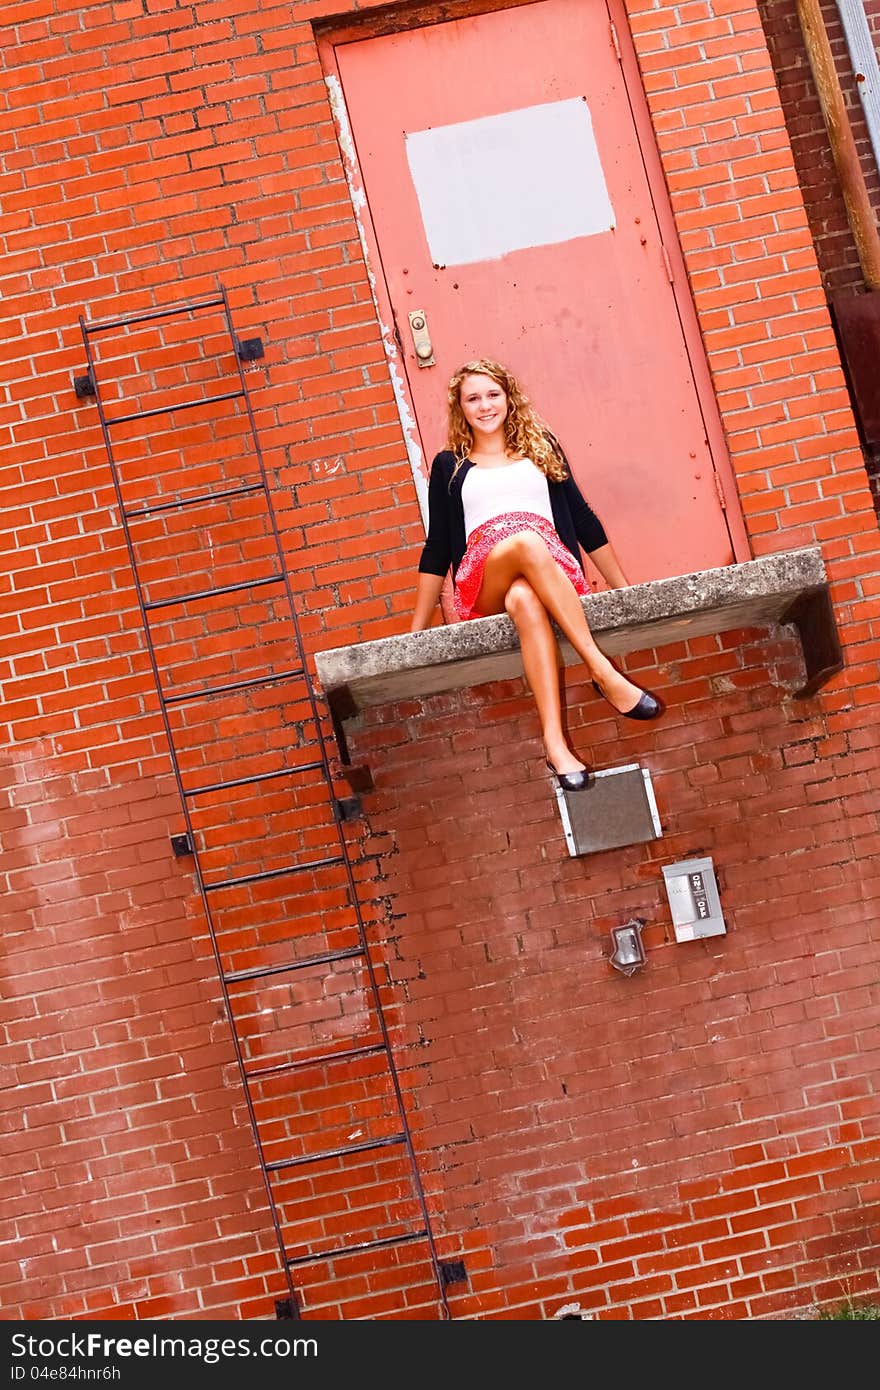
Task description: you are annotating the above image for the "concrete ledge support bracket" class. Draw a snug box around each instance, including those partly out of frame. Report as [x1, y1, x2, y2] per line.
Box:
[325, 684, 374, 792]
[781, 584, 845, 698]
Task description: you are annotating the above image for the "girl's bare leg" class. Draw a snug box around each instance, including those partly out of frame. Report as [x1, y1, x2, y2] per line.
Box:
[476, 533, 648, 714]
[504, 579, 585, 775]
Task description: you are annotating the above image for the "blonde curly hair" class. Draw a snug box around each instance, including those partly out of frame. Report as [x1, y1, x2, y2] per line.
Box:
[446, 358, 568, 483]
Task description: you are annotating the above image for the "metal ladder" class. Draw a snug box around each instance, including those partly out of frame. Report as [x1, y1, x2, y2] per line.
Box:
[75, 288, 450, 1320]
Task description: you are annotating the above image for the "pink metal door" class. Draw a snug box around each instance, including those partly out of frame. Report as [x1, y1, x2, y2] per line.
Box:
[330, 0, 747, 582]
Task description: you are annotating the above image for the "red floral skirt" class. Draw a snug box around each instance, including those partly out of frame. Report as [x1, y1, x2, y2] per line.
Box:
[454, 511, 590, 621]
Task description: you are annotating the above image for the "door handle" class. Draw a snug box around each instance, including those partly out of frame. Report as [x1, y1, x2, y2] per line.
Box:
[408, 310, 435, 367]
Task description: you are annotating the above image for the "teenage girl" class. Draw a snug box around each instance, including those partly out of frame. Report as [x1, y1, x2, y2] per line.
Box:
[410, 358, 661, 790]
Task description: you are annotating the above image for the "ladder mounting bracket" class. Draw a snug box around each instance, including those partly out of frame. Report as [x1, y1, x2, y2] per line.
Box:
[236, 336, 265, 362]
[439, 1259, 468, 1287]
[274, 1295, 300, 1320]
[73, 372, 96, 399]
[170, 831, 194, 858]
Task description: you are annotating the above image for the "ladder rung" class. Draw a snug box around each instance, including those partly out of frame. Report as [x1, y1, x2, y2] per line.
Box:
[184, 759, 324, 799]
[143, 571, 284, 611]
[267, 1133, 406, 1174]
[104, 388, 245, 427]
[124, 481, 264, 520]
[224, 945, 364, 985]
[285, 1229, 429, 1270]
[204, 853, 345, 892]
[84, 296, 226, 335]
[245, 1042, 387, 1082]
[163, 666, 305, 706]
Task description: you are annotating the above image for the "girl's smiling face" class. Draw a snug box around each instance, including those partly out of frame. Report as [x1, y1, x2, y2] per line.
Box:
[459, 373, 509, 440]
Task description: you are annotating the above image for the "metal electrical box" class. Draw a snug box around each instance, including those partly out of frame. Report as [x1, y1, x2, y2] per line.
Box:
[662, 856, 726, 941]
[554, 764, 661, 857]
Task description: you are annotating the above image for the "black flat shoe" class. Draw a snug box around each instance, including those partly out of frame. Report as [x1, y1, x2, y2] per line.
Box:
[592, 681, 662, 721]
[546, 760, 591, 792]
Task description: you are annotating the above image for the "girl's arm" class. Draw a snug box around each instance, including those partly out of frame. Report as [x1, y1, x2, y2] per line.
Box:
[411, 453, 453, 630]
[558, 467, 630, 588]
[585, 541, 629, 589]
[410, 571, 446, 631]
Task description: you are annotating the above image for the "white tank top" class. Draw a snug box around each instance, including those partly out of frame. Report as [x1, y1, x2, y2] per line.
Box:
[462, 458, 554, 539]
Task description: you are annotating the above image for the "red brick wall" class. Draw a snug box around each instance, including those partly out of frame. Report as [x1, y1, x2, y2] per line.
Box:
[2, 0, 879, 1320]
[351, 627, 878, 1319]
[758, 0, 880, 297]
[756, 0, 880, 501]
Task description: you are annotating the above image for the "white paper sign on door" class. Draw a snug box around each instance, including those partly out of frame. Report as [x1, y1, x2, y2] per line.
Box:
[405, 98, 615, 267]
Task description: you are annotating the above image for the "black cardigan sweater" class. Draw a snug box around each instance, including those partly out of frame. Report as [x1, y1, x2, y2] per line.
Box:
[417, 450, 609, 584]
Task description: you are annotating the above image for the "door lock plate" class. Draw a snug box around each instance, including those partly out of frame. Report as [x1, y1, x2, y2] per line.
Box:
[408, 310, 435, 367]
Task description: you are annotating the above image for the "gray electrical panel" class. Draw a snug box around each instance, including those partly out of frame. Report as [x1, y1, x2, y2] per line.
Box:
[661, 856, 726, 940]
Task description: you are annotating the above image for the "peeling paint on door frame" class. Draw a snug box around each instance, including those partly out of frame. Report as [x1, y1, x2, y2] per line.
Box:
[324, 73, 430, 529]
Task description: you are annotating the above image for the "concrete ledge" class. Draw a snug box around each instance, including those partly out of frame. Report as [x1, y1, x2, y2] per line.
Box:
[315, 546, 842, 721]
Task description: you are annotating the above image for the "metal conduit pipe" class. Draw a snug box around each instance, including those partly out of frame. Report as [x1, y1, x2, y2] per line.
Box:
[796, 0, 880, 288]
[835, 0, 880, 177]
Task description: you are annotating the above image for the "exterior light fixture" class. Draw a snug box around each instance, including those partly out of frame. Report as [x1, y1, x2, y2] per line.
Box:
[609, 918, 647, 976]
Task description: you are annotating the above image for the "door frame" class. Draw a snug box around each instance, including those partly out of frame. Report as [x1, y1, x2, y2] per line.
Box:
[315, 0, 750, 562]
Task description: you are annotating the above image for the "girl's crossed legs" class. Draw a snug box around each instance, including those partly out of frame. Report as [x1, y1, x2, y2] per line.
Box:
[474, 531, 651, 775]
